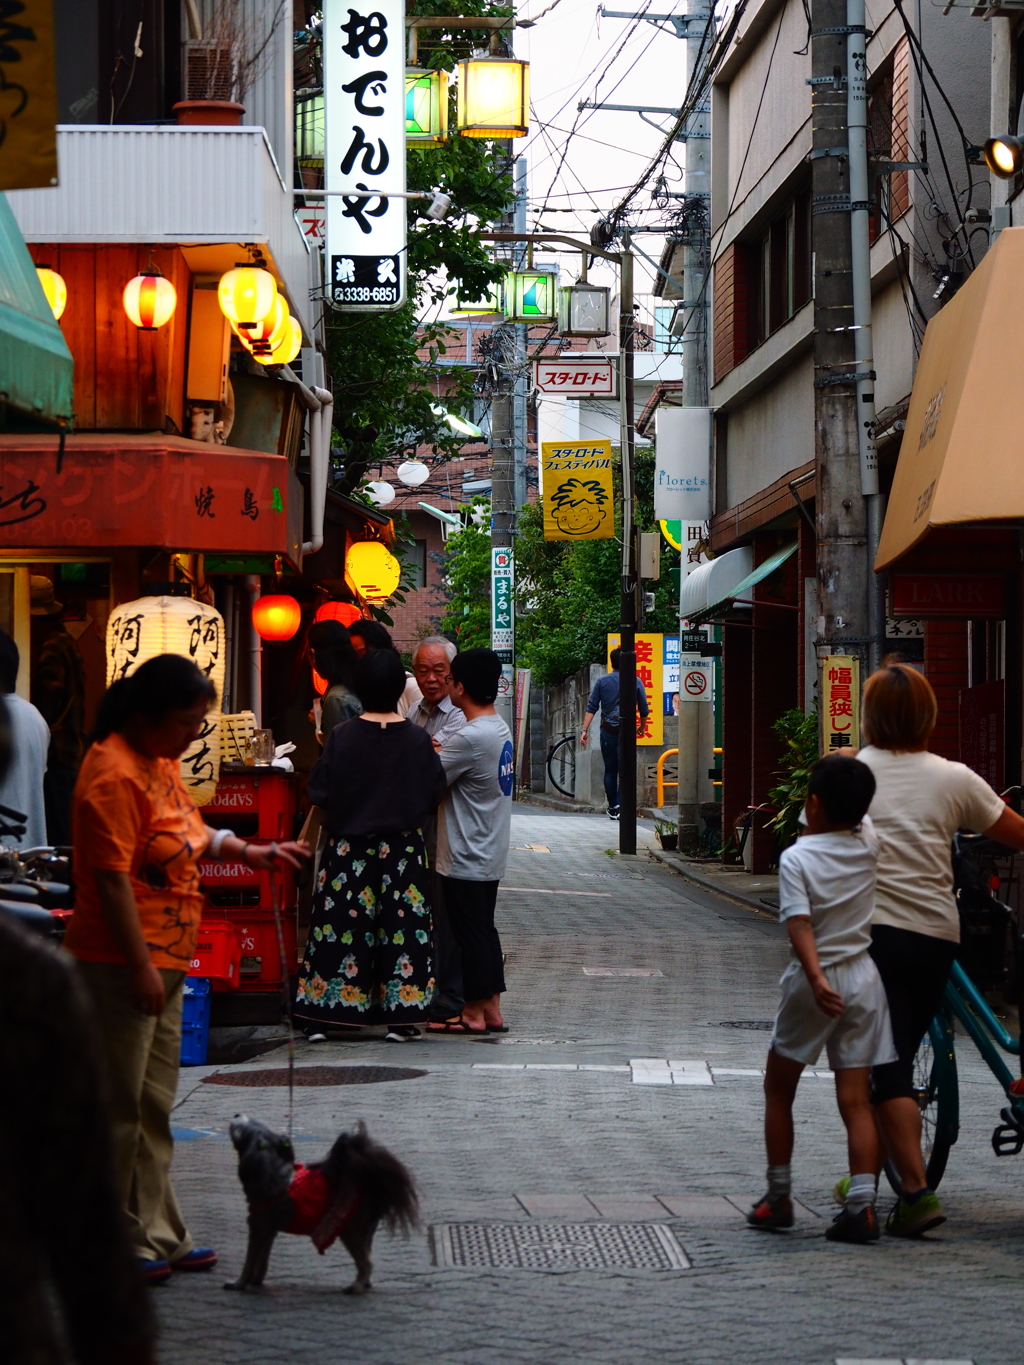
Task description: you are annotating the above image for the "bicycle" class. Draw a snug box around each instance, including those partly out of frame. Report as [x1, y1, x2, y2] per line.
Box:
[546, 734, 576, 799]
[888, 829, 1024, 1194]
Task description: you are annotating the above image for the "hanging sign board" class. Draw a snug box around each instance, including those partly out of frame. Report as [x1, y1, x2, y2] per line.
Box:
[678, 654, 713, 703]
[324, 0, 406, 310]
[820, 654, 860, 753]
[297, 206, 326, 245]
[491, 547, 514, 660]
[540, 440, 615, 541]
[534, 355, 617, 397]
[0, 0, 59, 191]
[607, 633, 663, 746]
[654, 407, 712, 522]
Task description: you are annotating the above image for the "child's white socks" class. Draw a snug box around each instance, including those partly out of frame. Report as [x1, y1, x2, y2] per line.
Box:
[766, 1164, 791, 1200]
[846, 1173, 877, 1215]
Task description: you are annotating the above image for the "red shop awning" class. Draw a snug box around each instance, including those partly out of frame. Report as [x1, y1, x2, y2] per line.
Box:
[0, 434, 303, 565]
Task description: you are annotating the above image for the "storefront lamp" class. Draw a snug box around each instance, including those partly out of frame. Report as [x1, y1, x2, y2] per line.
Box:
[347, 541, 402, 602]
[35, 265, 67, 320]
[397, 458, 431, 486]
[558, 282, 611, 337]
[218, 265, 278, 332]
[452, 282, 503, 315]
[406, 68, 448, 144]
[456, 57, 529, 138]
[984, 135, 1024, 179]
[366, 480, 397, 506]
[122, 271, 177, 330]
[314, 600, 363, 627]
[243, 295, 289, 356]
[251, 314, 302, 367]
[504, 269, 556, 322]
[252, 594, 302, 641]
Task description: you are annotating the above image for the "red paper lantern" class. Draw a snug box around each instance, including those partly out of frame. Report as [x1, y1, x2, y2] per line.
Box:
[314, 601, 362, 627]
[252, 594, 301, 641]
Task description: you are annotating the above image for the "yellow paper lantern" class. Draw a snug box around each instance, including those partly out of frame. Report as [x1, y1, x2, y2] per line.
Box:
[36, 265, 67, 320]
[123, 271, 178, 330]
[106, 595, 226, 805]
[218, 265, 278, 332]
[347, 541, 402, 603]
[456, 58, 529, 138]
[251, 314, 302, 367]
[241, 294, 289, 356]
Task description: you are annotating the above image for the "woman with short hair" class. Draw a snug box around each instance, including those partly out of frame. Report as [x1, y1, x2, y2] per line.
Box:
[857, 663, 1024, 1236]
[308, 619, 362, 739]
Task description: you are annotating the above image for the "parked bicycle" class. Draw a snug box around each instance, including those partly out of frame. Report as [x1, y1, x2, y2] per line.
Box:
[547, 734, 576, 799]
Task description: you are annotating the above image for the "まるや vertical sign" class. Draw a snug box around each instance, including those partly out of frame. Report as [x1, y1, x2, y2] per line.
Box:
[820, 655, 860, 754]
[491, 548, 514, 661]
[324, 0, 406, 310]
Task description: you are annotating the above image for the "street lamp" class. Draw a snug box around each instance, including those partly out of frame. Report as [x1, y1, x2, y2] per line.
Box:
[452, 282, 503, 314]
[397, 458, 431, 486]
[504, 268, 556, 322]
[558, 282, 611, 337]
[456, 57, 529, 138]
[347, 540, 402, 602]
[35, 265, 67, 320]
[984, 134, 1024, 179]
[252, 594, 302, 641]
[123, 270, 178, 330]
[250, 315, 302, 367]
[241, 294, 289, 356]
[406, 68, 448, 144]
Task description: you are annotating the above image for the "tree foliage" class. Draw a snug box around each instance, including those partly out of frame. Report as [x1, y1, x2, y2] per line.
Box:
[434, 502, 492, 647]
[766, 709, 820, 846]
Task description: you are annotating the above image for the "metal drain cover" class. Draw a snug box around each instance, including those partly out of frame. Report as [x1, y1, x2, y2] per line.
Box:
[203, 1065, 426, 1087]
[716, 1020, 773, 1031]
[431, 1222, 689, 1271]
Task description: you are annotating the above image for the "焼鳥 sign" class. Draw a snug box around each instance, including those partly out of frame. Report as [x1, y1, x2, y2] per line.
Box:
[324, 0, 406, 310]
[540, 440, 615, 541]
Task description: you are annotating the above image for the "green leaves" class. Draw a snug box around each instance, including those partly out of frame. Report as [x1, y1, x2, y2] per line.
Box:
[435, 501, 493, 648]
[766, 709, 820, 846]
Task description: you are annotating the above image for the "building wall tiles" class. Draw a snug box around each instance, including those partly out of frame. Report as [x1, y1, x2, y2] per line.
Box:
[925, 618, 969, 762]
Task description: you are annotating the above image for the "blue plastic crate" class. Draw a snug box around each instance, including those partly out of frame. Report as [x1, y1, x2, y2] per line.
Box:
[180, 977, 211, 1066]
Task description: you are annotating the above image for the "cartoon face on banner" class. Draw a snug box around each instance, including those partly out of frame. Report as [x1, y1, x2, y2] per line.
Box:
[541, 441, 615, 541]
[106, 596, 226, 805]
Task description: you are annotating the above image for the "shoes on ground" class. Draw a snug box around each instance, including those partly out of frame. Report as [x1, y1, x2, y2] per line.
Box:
[746, 1193, 794, 1230]
[137, 1258, 172, 1285]
[1009, 1076, 1024, 1098]
[171, 1248, 218, 1271]
[825, 1205, 880, 1244]
[884, 1190, 946, 1238]
[306, 1032, 327, 1043]
[832, 1175, 851, 1205]
[386, 1025, 421, 1042]
[608, 806, 620, 820]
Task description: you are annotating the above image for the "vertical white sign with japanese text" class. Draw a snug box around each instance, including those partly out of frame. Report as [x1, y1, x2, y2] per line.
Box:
[491, 548, 514, 659]
[324, 0, 407, 310]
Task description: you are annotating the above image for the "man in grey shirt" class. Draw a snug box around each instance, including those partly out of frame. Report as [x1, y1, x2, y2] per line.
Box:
[406, 637, 466, 746]
[429, 649, 513, 1035]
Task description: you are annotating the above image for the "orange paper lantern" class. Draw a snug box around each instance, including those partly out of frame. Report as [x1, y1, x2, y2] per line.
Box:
[314, 601, 362, 627]
[252, 594, 301, 641]
[123, 271, 177, 330]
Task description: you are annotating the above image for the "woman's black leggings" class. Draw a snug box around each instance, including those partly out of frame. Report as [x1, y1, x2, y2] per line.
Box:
[869, 923, 958, 1103]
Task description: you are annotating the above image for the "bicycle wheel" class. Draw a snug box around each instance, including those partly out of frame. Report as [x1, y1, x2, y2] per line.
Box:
[546, 736, 576, 799]
[884, 1011, 959, 1196]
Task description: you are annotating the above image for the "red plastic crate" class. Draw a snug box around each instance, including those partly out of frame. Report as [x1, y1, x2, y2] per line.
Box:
[199, 847, 296, 912]
[204, 771, 297, 840]
[188, 920, 242, 991]
[213, 908, 298, 992]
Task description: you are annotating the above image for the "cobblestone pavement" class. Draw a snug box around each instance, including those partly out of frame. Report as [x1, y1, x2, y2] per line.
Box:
[160, 809, 1024, 1365]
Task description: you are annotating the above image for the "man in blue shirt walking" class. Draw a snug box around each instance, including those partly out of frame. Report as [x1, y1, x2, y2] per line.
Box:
[580, 648, 649, 820]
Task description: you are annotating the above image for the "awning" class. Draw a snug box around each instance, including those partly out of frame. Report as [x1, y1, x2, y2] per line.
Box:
[0, 433, 303, 566]
[877, 226, 1024, 570]
[681, 542, 798, 624]
[0, 193, 74, 426]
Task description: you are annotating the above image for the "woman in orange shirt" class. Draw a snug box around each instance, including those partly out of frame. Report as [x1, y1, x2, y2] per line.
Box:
[65, 654, 307, 1285]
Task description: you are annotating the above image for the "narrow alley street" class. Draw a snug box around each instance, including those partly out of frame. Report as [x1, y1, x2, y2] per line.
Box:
[160, 809, 1024, 1365]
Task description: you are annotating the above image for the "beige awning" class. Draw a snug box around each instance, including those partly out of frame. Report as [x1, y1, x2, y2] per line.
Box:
[876, 226, 1024, 570]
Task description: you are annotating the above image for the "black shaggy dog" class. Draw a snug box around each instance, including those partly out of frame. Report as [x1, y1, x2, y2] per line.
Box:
[225, 1115, 418, 1294]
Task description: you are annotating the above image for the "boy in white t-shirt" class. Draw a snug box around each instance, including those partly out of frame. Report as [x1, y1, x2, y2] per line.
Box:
[748, 754, 896, 1244]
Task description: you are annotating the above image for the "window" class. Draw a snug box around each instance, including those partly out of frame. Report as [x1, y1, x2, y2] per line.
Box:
[654, 305, 683, 353]
[407, 539, 427, 590]
[747, 189, 811, 349]
[868, 40, 911, 240]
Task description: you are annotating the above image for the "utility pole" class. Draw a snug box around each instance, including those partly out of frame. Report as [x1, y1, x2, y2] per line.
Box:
[618, 244, 638, 855]
[811, 0, 871, 703]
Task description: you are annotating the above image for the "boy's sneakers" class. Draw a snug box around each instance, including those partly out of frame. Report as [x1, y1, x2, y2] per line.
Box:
[746, 1193, 794, 1230]
[825, 1204, 880, 1243]
[884, 1189, 946, 1237]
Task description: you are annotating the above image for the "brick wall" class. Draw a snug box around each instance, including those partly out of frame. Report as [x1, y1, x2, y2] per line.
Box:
[712, 242, 749, 384]
[890, 38, 911, 220]
[924, 618, 968, 760]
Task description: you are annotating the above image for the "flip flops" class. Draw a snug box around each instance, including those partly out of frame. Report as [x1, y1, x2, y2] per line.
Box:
[427, 1015, 488, 1035]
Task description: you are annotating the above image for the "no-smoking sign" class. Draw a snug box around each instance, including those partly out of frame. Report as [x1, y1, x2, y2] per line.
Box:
[678, 654, 712, 703]
[684, 670, 707, 696]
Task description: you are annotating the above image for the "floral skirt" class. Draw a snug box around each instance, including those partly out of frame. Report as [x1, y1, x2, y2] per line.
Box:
[294, 830, 435, 1026]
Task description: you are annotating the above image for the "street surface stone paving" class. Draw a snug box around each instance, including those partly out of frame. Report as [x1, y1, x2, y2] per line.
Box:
[161, 808, 1024, 1365]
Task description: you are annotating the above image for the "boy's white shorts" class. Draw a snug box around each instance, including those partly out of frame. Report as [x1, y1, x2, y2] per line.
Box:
[771, 951, 897, 1070]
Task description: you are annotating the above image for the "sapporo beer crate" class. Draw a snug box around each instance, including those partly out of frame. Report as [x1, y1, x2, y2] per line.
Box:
[188, 920, 242, 991]
[203, 768, 297, 841]
[199, 847, 296, 913]
[217, 908, 298, 992]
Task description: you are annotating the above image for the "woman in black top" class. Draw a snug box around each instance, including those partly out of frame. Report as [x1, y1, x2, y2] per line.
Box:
[295, 650, 446, 1040]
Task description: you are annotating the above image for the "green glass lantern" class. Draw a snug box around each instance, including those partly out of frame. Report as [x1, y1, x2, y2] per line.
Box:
[295, 89, 324, 167]
[406, 68, 448, 145]
[504, 269, 557, 322]
[451, 282, 503, 315]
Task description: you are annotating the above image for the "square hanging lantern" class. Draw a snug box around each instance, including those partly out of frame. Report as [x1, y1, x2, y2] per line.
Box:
[504, 269, 556, 323]
[452, 281, 503, 315]
[456, 57, 529, 138]
[406, 68, 448, 145]
[557, 283, 611, 337]
[295, 89, 324, 167]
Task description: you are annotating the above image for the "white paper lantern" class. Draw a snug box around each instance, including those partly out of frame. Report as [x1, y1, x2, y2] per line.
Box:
[397, 460, 430, 487]
[365, 480, 396, 506]
[106, 595, 226, 805]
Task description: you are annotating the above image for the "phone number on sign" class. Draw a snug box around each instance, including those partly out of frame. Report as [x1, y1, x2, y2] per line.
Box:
[332, 285, 399, 304]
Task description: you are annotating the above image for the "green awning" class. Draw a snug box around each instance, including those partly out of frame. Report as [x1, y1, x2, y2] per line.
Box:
[684, 541, 798, 624]
[0, 192, 73, 426]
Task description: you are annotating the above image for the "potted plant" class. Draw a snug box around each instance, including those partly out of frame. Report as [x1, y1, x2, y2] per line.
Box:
[654, 820, 678, 852]
[174, 0, 285, 125]
[766, 708, 819, 849]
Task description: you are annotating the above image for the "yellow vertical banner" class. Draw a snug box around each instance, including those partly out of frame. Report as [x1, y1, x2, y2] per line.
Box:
[0, 0, 59, 191]
[820, 654, 860, 754]
[541, 440, 615, 540]
[607, 633, 663, 746]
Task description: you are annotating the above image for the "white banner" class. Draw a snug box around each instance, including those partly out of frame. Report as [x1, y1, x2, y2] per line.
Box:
[324, 0, 407, 310]
[654, 407, 712, 522]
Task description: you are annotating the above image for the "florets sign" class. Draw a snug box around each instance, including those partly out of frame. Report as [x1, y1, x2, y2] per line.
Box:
[324, 0, 406, 310]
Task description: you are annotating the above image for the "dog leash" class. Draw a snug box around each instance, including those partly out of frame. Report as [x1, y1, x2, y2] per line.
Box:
[269, 856, 296, 1143]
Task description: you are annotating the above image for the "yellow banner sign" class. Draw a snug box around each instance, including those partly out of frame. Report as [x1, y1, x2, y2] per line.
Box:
[541, 440, 614, 540]
[0, 0, 59, 192]
[607, 633, 663, 746]
[820, 654, 860, 754]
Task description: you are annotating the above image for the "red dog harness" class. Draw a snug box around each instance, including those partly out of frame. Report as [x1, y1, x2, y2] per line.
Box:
[284, 1165, 359, 1253]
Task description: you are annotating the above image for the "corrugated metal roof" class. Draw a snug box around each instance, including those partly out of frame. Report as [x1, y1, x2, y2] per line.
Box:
[0, 193, 74, 424]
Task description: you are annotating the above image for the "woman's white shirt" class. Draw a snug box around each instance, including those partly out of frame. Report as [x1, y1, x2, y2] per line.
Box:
[856, 746, 1005, 943]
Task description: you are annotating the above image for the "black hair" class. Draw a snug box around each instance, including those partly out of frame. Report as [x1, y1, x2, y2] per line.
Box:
[353, 648, 407, 713]
[806, 754, 876, 827]
[0, 696, 11, 783]
[450, 648, 502, 705]
[0, 629, 18, 694]
[348, 620, 396, 652]
[90, 655, 217, 744]
[609, 646, 622, 670]
[308, 620, 358, 689]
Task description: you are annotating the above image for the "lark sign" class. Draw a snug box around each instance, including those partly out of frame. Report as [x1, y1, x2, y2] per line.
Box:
[324, 0, 406, 310]
[534, 356, 617, 398]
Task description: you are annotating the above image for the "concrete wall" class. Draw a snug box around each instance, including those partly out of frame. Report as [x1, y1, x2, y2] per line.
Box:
[724, 353, 814, 507]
